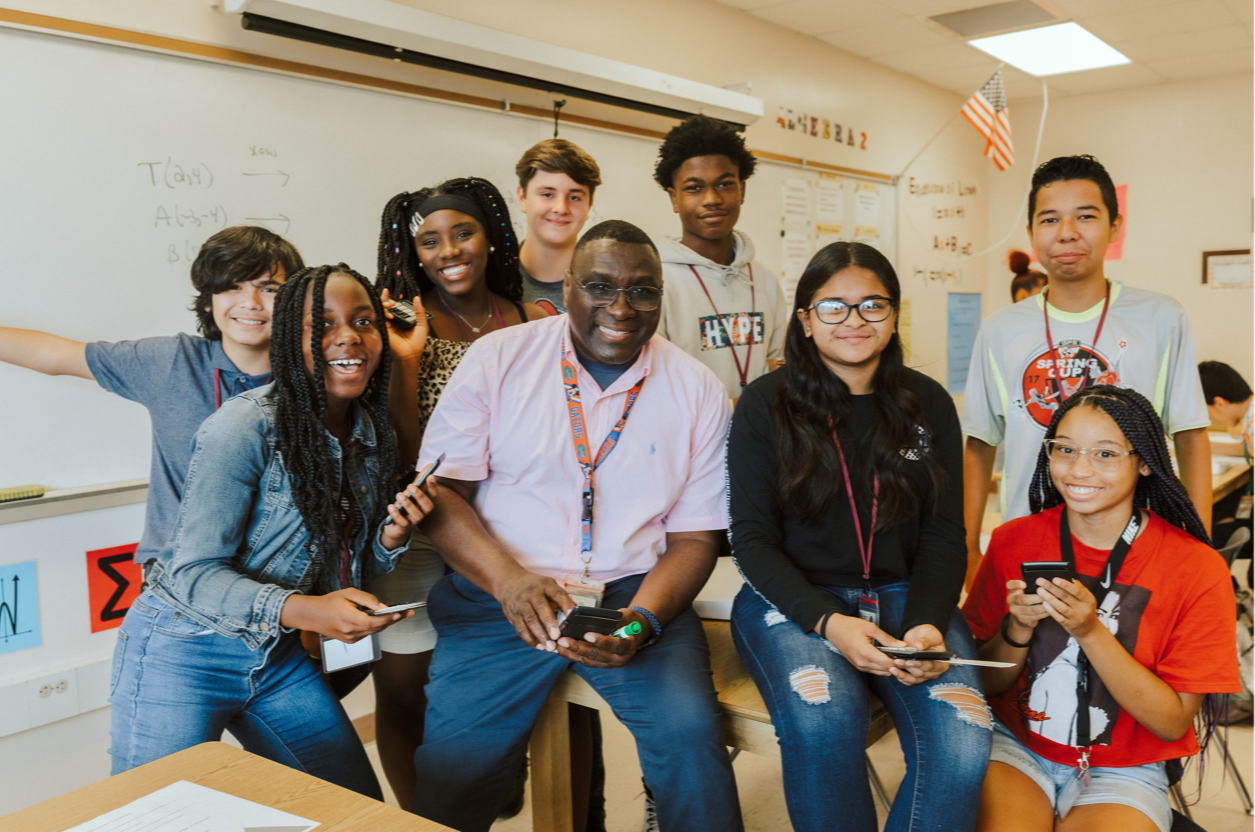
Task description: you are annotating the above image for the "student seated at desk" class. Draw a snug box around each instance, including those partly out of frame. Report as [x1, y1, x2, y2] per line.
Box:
[727, 242, 990, 832]
[1199, 360, 1253, 565]
[965, 386, 1238, 832]
[109, 266, 431, 797]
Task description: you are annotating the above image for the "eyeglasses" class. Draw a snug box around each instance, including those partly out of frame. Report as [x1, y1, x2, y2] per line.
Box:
[571, 276, 664, 311]
[1043, 440, 1138, 472]
[807, 297, 896, 325]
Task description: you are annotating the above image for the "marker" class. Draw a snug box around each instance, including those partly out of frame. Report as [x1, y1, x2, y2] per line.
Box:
[611, 621, 642, 639]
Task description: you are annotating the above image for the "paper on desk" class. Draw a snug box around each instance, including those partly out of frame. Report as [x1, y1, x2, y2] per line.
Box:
[65, 780, 319, 832]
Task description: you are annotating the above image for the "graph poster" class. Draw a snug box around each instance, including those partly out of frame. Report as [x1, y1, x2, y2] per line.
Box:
[87, 543, 142, 633]
[0, 560, 41, 655]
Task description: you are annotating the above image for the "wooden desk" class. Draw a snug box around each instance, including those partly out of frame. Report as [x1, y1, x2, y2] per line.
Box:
[1213, 461, 1252, 504]
[0, 742, 452, 832]
[529, 620, 894, 832]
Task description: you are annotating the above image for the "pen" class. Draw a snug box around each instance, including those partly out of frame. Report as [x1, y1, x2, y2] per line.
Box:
[611, 621, 642, 639]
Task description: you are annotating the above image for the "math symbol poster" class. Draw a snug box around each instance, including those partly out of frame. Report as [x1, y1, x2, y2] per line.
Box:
[0, 560, 41, 655]
[87, 543, 142, 633]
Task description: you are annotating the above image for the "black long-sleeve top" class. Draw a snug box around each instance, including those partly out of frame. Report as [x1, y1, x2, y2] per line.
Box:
[727, 367, 966, 638]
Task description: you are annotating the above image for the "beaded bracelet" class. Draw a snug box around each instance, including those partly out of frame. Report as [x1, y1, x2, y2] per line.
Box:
[629, 606, 663, 647]
[1001, 613, 1034, 648]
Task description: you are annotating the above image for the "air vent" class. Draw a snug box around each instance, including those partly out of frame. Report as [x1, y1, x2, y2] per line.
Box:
[930, 1, 1061, 38]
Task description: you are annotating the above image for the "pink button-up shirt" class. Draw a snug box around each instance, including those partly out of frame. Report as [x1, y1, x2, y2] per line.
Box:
[418, 314, 731, 583]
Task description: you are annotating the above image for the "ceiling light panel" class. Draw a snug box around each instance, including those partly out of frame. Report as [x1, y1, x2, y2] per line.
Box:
[968, 22, 1132, 75]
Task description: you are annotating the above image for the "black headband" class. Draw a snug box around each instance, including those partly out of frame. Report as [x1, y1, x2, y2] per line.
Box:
[410, 194, 488, 235]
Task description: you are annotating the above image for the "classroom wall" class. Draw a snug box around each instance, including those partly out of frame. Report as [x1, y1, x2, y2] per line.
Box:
[983, 73, 1255, 381]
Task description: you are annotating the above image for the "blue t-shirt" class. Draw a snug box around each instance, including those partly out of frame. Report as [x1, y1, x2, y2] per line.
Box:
[85, 333, 271, 563]
[576, 352, 632, 390]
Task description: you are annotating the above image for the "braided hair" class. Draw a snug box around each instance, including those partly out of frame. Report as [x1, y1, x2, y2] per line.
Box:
[376, 177, 522, 303]
[1027, 385, 1210, 542]
[270, 264, 398, 590]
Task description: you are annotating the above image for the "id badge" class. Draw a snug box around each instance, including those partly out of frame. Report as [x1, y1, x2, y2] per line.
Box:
[1237, 495, 1253, 520]
[857, 589, 880, 626]
[1055, 766, 1091, 819]
[559, 574, 606, 610]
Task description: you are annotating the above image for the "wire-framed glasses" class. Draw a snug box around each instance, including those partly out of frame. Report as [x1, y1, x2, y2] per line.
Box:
[1043, 439, 1138, 471]
[807, 297, 896, 325]
[572, 276, 664, 311]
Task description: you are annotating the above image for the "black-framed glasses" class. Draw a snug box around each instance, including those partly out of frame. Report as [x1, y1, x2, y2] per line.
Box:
[807, 297, 896, 325]
[571, 275, 664, 311]
[1043, 439, 1138, 472]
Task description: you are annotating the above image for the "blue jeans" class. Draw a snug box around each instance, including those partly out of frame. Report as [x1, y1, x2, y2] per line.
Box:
[108, 591, 381, 798]
[412, 573, 743, 832]
[731, 582, 991, 832]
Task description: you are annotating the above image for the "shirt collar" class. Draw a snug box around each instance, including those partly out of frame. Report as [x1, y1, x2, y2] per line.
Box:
[1037, 279, 1124, 323]
[561, 326, 654, 394]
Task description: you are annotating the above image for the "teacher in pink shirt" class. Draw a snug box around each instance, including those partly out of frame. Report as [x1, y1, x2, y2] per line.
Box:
[411, 221, 742, 832]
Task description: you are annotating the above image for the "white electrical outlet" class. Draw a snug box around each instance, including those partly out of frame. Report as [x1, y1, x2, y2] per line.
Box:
[28, 671, 78, 728]
[0, 681, 30, 738]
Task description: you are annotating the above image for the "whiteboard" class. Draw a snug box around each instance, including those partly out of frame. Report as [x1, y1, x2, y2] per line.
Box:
[0, 26, 895, 489]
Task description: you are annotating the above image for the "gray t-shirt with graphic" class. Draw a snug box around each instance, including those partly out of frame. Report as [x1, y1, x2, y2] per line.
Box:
[519, 261, 565, 316]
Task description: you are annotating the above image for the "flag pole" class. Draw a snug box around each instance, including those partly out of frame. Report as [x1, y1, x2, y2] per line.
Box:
[895, 62, 1004, 181]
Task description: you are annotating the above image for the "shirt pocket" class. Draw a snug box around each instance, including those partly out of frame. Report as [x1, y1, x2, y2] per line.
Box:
[152, 607, 216, 640]
[262, 459, 298, 510]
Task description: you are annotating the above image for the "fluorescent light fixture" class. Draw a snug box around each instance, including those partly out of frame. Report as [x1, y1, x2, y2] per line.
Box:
[968, 22, 1131, 76]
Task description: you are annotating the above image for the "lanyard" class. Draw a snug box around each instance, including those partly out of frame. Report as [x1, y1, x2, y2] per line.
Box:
[689, 264, 755, 388]
[1059, 509, 1140, 750]
[561, 337, 645, 575]
[832, 432, 879, 592]
[213, 368, 222, 411]
[1043, 284, 1111, 405]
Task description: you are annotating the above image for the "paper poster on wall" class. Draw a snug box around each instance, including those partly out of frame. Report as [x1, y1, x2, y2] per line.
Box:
[815, 232, 843, 256]
[898, 298, 913, 360]
[0, 560, 40, 655]
[87, 543, 143, 633]
[782, 179, 811, 223]
[816, 174, 844, 228]
[781, 230, 812, 303]
[855, 182, 880, 238]
[946, 293, 982, 394]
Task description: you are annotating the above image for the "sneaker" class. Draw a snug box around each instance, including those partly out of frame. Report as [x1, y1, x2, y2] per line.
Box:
[641, 784, 659, 832]
[498, 757, 528, 819]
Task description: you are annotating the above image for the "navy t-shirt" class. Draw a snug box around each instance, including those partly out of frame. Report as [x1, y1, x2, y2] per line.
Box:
[85, 333, 271, 563]
[576, 352, 632, 390]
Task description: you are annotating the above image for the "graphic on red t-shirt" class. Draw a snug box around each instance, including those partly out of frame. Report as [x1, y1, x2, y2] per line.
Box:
[1021, 342, 1120, 428]
[1014, 578, 1151, 746]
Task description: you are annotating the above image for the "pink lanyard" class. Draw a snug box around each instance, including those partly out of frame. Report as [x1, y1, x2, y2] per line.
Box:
[688, 264, 755, 389]
[213, 368, 222, 411]
[833, 432, 878, 586]
[1042, 284, 1111, 404]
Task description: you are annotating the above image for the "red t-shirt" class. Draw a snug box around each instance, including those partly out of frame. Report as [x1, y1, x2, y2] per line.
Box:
[963, 506, 1240, 768]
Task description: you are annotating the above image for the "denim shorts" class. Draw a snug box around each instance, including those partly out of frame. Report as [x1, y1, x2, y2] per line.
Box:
[990, 716, 1172, 831]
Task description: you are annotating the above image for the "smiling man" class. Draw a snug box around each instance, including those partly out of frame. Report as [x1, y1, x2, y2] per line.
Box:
[961, 156, 1211, 588]
[653, 115, 788, 401]
[410, 221, 742, 832]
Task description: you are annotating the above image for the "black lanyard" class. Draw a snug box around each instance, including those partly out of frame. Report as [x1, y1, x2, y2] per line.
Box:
[1059, 509, 1140, 747]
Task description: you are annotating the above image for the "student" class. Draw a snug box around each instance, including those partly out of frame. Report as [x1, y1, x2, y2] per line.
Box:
[653, 114, 787, 401]
[1199, 360, 1253, 560]
[373, 177, 545, 806]
[963, 386, 1239, 832]
[0, 226, 301, 567]
[728, 241, 989, 832]
[962, 156, 1212, 587]
[515, 138, 602, 315]
[109, 265, 434, 795]
[1009, 249, 1047, 303]
[412, 221, 742, 832]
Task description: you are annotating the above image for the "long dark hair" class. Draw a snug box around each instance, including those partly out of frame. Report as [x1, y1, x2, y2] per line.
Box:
[1027, 385, 1210, 544]
[1026, 385, 1222, 794]
[270, 264, 399, 589]
[376, 177, 522, 302]
[773, 242, 943, 529]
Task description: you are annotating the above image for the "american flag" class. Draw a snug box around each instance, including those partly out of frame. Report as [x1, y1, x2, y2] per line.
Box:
[961, 70, 1014, 171]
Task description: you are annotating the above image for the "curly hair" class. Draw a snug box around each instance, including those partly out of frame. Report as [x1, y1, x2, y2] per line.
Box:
[189, 226, 304, 340]
[1026, 385, 1210, 544]
[772, 241, 944, 530]
[1028, 155, 1119, 225]
[653, 115, 757, 190]
[376, 177, 521, 303]
[269, 264, 398, 591]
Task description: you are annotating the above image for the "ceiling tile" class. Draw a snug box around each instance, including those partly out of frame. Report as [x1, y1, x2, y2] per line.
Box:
[1051, 0, 1186, 15]
[919, 62, 1008, 93]
[1116, 25, 1251, 61]
[817, 16, 953, 57]
[1044, 62, 1167, 93]
[753, 0, 902, 34]
[874, 40, 995, 75]
[875, 0, 1002, 15]
[1143, 47, 1253, 79]
[708, 0, 792, 10]
[1082, 0, 1237, 42]
[1222, 0, 1254, 22]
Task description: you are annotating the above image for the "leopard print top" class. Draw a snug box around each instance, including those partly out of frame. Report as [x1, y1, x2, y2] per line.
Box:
[415, 335, 472, 442]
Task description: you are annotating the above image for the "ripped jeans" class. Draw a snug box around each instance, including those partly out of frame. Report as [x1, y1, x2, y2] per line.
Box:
[731, 582, 991, 832]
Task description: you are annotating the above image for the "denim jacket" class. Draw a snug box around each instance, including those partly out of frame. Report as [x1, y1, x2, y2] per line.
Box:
[148, 383, 407, 649]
